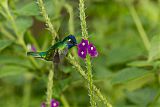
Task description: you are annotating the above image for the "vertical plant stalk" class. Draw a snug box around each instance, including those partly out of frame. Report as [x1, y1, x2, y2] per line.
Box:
[46, 69, 54, 107]
[67, 54, 112, 107]
[37, 0, 58, 44]
[79, 0, 88, 40]
[79, 0, 96, 106]
[64, 3, 79, 60]
[61, 94, 70, 107]
[22, 75, 31, 107]
[36, 0, 53, 106]
[36, 0, 57, 107]
[127, 2, 150, 51]
[0, 26, 15, 40]
[86, 55, 96, 106]
[64, 3, 75, 34]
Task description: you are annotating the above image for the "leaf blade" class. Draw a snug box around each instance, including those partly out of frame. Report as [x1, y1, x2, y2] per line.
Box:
[0, 40, 12, 52]
[149, 35, 160, 61]
[111, 67, 150, 85]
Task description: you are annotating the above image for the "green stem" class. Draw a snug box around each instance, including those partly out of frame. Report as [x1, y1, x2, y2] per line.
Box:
[26, 31, 40, 50]
[46, 69, 54, 107]
[36, 1, 58, 106]
[0, 26, 15, 40]
[64, 3, 75, 34]
[61, 94, 70, 107]
[127, 2, 150, 51]
[37, 1, 57, 106]
[20, 38, 40, 69]
[22, 82, 31, 107]
[79, 0, 96, 106]
[4, 4, 19, 37]
[37, 0, 58, 44]
[67, 54, 112, 107]
[79, 0, 88, 39]
[86, 55, 96, 107]
[22, 74, 32, 107]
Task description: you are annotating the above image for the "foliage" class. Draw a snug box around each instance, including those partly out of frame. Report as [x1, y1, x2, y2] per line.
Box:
[0, 0, 160, 107]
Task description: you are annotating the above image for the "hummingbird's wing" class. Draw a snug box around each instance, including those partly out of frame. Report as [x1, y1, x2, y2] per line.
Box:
[53, 47, 69, 80]
[59, 47, 68, 61]
[53, 47, 68, 63]
[53, 50, 60, 63]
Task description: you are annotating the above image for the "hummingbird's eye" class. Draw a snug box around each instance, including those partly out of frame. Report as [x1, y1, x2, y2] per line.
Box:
[68, 39, 74, 44]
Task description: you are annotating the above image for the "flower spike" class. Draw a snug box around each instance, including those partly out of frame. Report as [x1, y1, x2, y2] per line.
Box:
[77, 39, 98, 59]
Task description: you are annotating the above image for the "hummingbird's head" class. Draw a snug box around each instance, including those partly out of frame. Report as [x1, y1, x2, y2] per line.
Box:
[63, 35, 77, 49]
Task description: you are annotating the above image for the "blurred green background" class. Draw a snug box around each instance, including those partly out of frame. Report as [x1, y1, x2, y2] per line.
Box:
[0, 0, 160, 107]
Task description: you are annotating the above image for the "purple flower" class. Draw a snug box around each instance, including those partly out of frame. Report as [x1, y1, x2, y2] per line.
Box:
[41, 102, 46, 107]
[78, 48, 87, 59]
[88, 43, 98, 57]
[77, 39, 98, 59]
[27, 44, 36, 52]
[31, 45, 36, 52]
[40, 99, 59, 107]
[77, 39, 89, 49]
[51, 99, 59, 107]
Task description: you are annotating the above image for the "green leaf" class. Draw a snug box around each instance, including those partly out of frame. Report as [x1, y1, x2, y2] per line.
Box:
[0, 55, 32, 68]
[0, 39, 12, 52]
[149, 35, 160, 61]
[94, 66, 113, 79]
[126, 88, 156, 106]
[111, 67, 150, 85]
[16, 17, 33, 35]
[106, 46, 143, 66]
[15, 2, 39, 16]
[127, 60, 153, 67]
[0, 65, 28, 78]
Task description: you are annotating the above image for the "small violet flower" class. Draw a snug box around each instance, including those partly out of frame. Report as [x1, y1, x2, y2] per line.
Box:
[41, 102, 46, 107]
[77, 39, 98, 59]
[27, 44, 36, 52]
[78, 39, 89, 49]
[88, 43, 98, 57]
[31, 45, 36, 52]
[51, 99, 59, 107]
[41, 99, 59, 107]
[78, 47, 87, 59]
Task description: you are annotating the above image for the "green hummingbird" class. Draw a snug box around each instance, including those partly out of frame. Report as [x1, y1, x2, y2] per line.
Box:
[27, 35, 77, 63]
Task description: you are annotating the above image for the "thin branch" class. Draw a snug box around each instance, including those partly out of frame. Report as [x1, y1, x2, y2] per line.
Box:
[127, 2, 150, 51]
[37, 0, 58, 44]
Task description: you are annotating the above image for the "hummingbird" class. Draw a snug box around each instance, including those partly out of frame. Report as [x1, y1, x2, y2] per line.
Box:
[27, 35, 77, 63]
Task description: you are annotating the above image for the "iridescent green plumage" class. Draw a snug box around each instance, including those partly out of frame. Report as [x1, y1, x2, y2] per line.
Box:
[27, 35, 77, 62]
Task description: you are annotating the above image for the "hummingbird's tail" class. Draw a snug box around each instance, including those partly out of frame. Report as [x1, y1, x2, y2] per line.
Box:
[27, 52, 45, 58]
